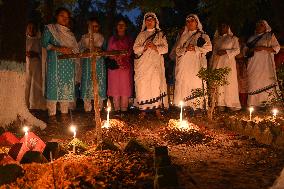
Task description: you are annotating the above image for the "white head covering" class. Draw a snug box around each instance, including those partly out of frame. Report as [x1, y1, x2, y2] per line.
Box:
[213, 25, 233, 40]
[47, 24, 79, 53]
[141, 12, 161, 32]
[182, 14, 203, 35]
[257, 20, 272, 33]
[26, 23, 41, 39]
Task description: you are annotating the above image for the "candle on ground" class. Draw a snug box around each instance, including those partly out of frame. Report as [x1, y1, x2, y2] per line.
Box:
[179, 101, 184, 124]
[70, 125, 77, 153]
[23, 126, 29, 147]
[249, 107, 254, 121]
[272, 108, 279, 119]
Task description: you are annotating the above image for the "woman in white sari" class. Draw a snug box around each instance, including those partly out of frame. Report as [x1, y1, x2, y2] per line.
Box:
[133, 12, 168, 119]
[25, 22, 46, 110]
[174, 14, 212, 111]
[211, 23, 241, 111]
[246, 20, 280, 107]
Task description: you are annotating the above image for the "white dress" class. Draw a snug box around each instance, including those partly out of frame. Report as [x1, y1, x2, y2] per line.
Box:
[212, 34, 241, 109]
[133, 30, 168, 110]
[247, 32, 280, 106]
[25, 35, 46, 110]
[174, 30, 212, 109]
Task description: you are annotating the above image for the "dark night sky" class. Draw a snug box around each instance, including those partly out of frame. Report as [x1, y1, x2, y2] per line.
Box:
[121, 7, 141, 25]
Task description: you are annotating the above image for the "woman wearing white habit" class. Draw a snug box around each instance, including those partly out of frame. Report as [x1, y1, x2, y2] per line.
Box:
[174, 14, 212, 110]
[133, 12, 168, 119]
[211, 23, 241, 111]
[246, 20, 280, 107]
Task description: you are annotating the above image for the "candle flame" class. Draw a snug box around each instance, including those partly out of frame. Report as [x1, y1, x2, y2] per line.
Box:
[272, 108, 279, 118]
[23, 126, 29, 134]
[179, 101, 183, 106]
[249, 107, 254, 112]
[70, 125, 77, 138]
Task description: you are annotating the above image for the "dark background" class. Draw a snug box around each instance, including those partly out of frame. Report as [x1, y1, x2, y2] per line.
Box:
[0, 0, 283, 62]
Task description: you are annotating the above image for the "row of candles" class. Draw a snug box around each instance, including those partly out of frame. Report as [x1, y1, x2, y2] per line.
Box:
[249, 107, 279, 121]
[21, 102, 279, 155]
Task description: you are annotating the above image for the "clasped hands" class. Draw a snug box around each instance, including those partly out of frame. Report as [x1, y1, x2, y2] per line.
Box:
[253, 46, 273, 52]
[144, 41, 158, 52]
[217, 49, 227, 56]
[54, 46, 73, 54]
[186, 44, 196, 52]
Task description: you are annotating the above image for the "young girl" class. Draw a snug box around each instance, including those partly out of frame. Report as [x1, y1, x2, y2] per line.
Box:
[79, 17, 106, 112]
[107, 17, 133, 115]
[42, 7, 79, 118]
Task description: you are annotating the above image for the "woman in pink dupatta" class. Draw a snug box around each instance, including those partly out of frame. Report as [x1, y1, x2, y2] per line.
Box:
[107, 18, 133, 114]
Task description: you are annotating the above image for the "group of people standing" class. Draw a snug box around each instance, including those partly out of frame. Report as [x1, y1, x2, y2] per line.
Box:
[25, 7, 281, 121]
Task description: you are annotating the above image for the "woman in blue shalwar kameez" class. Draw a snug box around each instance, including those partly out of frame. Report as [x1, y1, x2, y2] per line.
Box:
[42, 7, 79, 117]
[79, 17, 107, 112]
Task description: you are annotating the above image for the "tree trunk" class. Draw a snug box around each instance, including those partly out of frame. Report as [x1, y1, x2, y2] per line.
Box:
[0, 0, 29, 62]
[271, 0, 284, 32]
[207, 86, 217, 120]
[43, 0, 54, 24]
[104, 0, 117, 39]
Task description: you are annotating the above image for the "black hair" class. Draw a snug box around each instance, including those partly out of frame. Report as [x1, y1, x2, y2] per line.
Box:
[114, 16, 129, 35]
[115, 16, 129, 27]
[55, 7, 71, 18]
[88, 16, 101, 25]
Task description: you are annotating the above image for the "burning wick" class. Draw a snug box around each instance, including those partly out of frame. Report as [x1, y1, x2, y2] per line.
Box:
[50, 151, 53, 162]
[249, 107, 254, 121]
[103, 102, 111, 129]
[70, 125, 77, 153]
[23, 126, 29, 148]
[23, 126, 29, 135]
[70, 125, 77, 138]
[272, 108, 279, 119]
[179, 101, 184, 124]
[107, 106, 111, 127]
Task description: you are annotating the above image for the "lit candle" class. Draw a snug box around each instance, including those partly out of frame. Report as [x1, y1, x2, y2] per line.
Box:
[50, 151, 53, 162]
[272, 108, 279, 119]
[70, 125, 77, 153]
[249, 107, 254, 121]
[179, 101, 183, 123]
[23, 126, 29, 148]
[107, 106, 111, 124]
